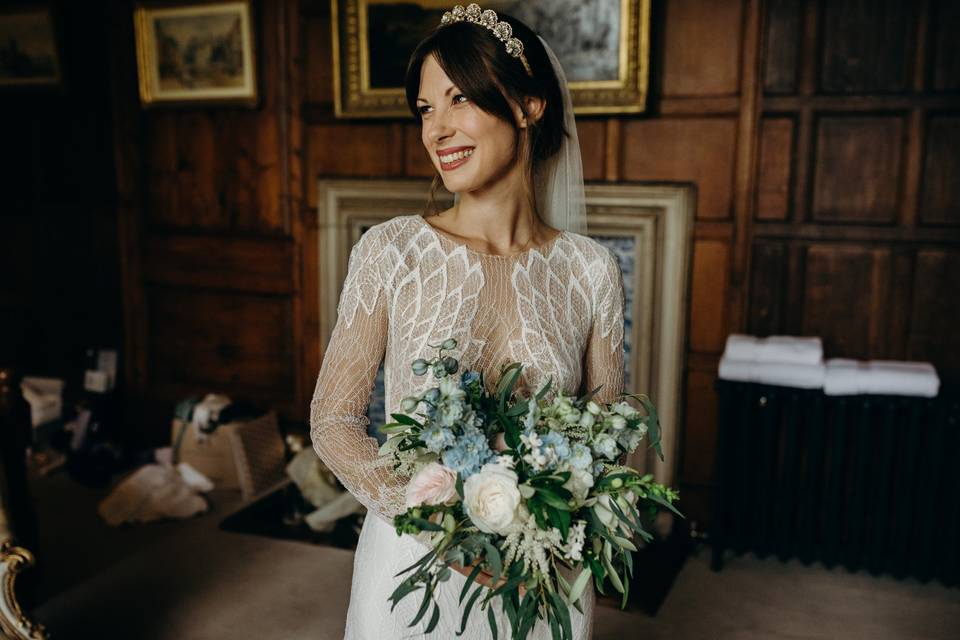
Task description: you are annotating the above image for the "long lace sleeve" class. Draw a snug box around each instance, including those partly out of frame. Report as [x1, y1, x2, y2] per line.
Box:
[309, 226, 406, 523]
[583, 247, 626, 405]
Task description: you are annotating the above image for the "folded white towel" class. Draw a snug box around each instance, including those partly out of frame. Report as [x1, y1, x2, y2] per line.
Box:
[754, 335, 824, 365]
[718, 358, 752, 382]
[719, 357, 825, 389]
[864, 361, 939, 397]
[723, 334, 759, 361]
[723, 334, 823, 366]
[824, 359, 940, 397]
[824, 359, 867, 395]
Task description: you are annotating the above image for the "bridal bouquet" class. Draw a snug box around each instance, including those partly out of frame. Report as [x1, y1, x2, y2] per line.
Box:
[380, 338, 681, 639]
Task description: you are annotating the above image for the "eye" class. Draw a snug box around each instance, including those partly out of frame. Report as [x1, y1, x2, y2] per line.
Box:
[453, 93, 468, 105]
[417, 104, 432, 116]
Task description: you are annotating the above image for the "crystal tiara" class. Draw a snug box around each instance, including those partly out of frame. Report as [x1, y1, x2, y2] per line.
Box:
[439, 3, 533, 77]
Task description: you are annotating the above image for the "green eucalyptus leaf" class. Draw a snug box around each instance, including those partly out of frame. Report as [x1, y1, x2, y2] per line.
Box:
[390, 413, 423, 428]
[458, 584, 485, 635]
[425, 602, 441, 633]
[487, 603, 499, 640]
[613, 535, 638, 552]
[460, 563, 485, 603]
[483, 541, 503, 584]
[566, 568, 592, 607]
[601, 551, 624, 593]
[409, 579, 435, 627]
[380, 423, 411, 435]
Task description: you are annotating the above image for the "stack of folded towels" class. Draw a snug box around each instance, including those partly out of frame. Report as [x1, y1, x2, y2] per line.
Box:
[719, 334, 826, 389]
[718, 334, 940, 397]
[821, 358, 939, 397]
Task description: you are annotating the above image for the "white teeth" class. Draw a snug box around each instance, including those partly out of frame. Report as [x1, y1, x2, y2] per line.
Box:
[440, 148, 474, 163]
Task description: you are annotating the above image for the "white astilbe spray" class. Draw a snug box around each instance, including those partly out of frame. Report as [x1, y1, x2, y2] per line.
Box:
[564, 520, 588, 561]
[502, 512, 565, 577]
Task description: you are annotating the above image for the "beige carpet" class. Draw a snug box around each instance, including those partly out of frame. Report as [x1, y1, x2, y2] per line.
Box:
[25, 472, 960, 639]
[33, 529, 960, 639]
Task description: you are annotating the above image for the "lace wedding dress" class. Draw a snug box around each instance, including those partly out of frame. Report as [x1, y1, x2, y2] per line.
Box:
[310, 213, 625, 639]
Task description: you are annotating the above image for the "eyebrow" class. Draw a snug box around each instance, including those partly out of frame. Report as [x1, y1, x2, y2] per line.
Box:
[416, 85, 457, 103]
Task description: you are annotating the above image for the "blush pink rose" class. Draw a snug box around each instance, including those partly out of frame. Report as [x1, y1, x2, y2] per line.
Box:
[491, 433, 508, 452]
[405, 462, 458, 507]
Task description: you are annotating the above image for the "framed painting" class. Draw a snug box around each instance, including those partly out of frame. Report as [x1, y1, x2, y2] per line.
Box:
[0, 7, 62, 88]
[133, 1, 258, 107]
[331, 0, 650, 118]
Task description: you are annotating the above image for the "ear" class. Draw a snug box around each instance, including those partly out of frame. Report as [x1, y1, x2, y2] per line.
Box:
[515, 96, 546, 129]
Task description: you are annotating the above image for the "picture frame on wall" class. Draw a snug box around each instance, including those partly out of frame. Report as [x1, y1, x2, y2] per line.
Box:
[331, 0, 650, 118]
[0, 7, 62, 89]
[133, 0, 258, 107]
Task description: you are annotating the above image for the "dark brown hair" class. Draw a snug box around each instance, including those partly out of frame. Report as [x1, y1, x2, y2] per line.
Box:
[404, 16, 567, 218]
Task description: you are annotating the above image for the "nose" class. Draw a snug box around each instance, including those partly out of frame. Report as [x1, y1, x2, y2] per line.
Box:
[427, 108, 455, 146]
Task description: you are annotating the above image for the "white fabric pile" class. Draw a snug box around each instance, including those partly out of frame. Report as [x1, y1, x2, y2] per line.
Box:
[718, 334, 940, 397]
[285, 447, 364, 532]
[97, 462, 213, 526]
[719, 334, 825, 388]
[823, 359, 939, 397]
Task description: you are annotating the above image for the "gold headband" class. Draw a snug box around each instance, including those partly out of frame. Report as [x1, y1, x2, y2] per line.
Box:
[439, 4, 533, 77]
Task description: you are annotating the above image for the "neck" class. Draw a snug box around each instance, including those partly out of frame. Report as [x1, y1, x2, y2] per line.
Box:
[443, 163, 544, 251]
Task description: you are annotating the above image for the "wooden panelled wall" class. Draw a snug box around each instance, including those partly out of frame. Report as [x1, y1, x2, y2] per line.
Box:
[110, 0, 960, 525]
[107, 0, 305, 440]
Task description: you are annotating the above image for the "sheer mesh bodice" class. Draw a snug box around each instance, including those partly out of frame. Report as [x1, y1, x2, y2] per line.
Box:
[309, 213, 625, 639]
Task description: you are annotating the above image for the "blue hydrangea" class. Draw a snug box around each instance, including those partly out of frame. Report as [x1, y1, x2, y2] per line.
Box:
[421, 423, 456, 453]
[442, 429, 494, 478]
[569, 443, 593, 470]
[540, 431, 571, 466]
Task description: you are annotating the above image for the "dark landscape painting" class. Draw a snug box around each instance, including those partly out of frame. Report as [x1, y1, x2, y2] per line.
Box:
[0, 9, 60, 86]
[154, 12, 245, 90]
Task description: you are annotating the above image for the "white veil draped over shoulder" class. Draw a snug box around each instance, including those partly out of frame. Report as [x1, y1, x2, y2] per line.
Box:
[533, 35, 588, 236]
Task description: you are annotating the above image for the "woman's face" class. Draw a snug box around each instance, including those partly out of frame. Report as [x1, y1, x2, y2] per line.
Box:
[416, 53, 521, 195]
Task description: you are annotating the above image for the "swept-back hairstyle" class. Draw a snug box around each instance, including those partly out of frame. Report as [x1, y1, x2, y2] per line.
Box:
[404, 16, 567, 218]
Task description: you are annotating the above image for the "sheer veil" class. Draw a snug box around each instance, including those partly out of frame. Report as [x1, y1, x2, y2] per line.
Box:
[534, 35, 588, 236]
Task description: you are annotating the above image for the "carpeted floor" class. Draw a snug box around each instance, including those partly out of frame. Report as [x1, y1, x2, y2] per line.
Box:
[25, 470, 960, 639]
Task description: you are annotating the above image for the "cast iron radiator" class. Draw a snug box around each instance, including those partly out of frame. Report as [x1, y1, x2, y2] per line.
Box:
[710, 380, 960, 586]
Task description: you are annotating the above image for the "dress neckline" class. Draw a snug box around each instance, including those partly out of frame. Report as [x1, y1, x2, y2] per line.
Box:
[414, 214, 566, 260]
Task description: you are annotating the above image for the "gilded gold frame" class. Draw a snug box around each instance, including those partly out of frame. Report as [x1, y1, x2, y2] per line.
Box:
[331, 0, 650, 118]
[133, 0, 258, 108]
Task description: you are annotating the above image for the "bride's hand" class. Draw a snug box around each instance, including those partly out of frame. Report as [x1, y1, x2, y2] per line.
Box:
[449, 560, 527, 598]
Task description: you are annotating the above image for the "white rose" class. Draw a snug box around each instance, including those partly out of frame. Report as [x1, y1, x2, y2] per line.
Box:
[405, 462, 458, 507]
[463, 463, 522, 535]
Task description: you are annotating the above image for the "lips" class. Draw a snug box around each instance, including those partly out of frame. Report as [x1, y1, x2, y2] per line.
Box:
[437, 146, 475, 171]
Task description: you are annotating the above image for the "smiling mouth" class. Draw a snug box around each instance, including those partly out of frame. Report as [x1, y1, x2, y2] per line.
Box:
[438, 147, 474, 171]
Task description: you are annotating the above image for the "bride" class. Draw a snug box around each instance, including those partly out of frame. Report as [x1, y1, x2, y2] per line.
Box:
[310, 4, 626, 638]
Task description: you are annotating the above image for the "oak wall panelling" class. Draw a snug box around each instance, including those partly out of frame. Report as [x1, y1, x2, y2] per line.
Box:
[109, 0, 306, 442]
